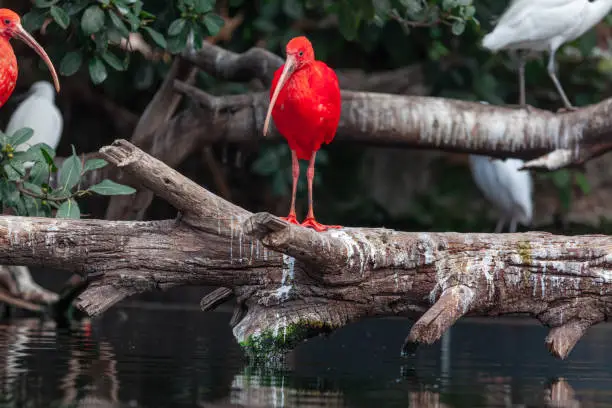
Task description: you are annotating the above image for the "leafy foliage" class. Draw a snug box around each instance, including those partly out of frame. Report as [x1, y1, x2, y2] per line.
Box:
[24, 0, 226, 85]
[0, 127, 135, 219]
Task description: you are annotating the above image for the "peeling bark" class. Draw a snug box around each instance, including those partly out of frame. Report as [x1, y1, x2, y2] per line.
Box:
[0, 140, 610, 362]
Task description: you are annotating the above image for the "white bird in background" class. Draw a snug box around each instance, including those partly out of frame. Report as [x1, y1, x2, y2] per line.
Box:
[469, 155, 533, 233]
[6, 80, 63, 154]
[3, 80, 63, 305]
[482, 0, 612, 109]
[469, 101, 533, 233]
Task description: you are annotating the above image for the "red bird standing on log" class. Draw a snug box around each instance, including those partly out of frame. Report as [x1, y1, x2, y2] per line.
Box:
[263, 36, 342, 232]
[0, 9, 59, 109]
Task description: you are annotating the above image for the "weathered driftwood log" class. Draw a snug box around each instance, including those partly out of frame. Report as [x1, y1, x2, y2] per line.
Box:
[0, 140, 610, 362]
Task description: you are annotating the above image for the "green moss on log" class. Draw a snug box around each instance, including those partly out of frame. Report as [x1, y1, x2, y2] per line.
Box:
[239, 320, 334, 361]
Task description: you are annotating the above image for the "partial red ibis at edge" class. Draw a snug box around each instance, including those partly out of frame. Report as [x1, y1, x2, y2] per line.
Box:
[0, 9, 59, 109]
[263, 36, 342, 232]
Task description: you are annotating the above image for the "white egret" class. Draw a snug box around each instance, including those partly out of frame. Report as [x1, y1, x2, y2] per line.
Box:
[3, 81, 62, 305]
[482, 0, 612, 109]
[469, 155, 533, 233]
[6, 80, 62, 153]
[468, 101, 533, 233]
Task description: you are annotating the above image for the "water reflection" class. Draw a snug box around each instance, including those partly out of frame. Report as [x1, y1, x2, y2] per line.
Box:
[0, 309, 608, 407]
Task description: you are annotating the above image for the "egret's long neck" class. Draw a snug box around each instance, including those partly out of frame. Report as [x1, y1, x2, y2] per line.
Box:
[0, 36, 17, 108]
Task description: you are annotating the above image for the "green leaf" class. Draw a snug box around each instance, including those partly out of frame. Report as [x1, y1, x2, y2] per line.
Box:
[9, 128, 33, 146]
[60, 51, 83, 76]
[451, 20, 466, 36]
[168, 18, 187, 36]
[22, 182, 43, 196]
[101, 50, 126, 71]
[143, 27, 167, 49]
[202, 13, 224, 36]
[83, 158, 108, 173]
[50, 5, 70, 29]
[29, 161, 50, 185]
[81, 5, 105, 35]
[3, 164, 21, 181]
[56, 199, 81, 219]
[167, 23, 189, 53]
[59, 153, 82, 192]
[23, 195, 42, 217]
[22, 9, 48, 32]
[337, 3, 361, 41]
[34, 0, 59, 7]
[88, 56, 108, 84]
[88, 179, 136, 195]
[189, 23, 204, 50]
[194, 0, 214, 13]
[108, 10, 130, 37]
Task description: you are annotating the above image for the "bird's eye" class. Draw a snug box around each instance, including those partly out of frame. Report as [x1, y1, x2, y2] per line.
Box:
[3, 19, 10, 25]
[298, 51, 304, 56]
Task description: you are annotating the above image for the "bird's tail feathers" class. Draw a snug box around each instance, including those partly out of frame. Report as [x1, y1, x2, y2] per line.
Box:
[482, 30, 507, 51]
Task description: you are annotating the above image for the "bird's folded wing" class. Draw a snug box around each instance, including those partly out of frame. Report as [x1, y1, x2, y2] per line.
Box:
[310, 62, 341, 144]
[486, 0, 588, 48]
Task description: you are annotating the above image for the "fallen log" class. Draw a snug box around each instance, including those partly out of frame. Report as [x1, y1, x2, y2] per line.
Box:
[0, 139, 609, 362]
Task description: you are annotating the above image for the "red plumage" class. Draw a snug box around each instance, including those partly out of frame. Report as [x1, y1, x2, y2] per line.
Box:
[269, 59, 341, 160]
[263, 36, 342, 232]
[0, 9, 59, 109]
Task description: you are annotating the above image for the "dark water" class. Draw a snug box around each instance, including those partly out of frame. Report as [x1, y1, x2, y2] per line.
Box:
[0, 306, 611, 407]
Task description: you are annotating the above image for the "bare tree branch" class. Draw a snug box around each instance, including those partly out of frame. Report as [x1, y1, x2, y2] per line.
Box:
[0, 140, 610, 362]
[173, 80, 612, 163]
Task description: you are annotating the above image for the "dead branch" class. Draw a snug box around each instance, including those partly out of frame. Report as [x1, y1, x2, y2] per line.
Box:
[171, 81, 612, 164]
[0, 140, 610, 362]
[175, 42, 612, 167]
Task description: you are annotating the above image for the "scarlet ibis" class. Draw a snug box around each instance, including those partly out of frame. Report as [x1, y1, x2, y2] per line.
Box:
[263, 36, 342, 232]
[482, 0, 612, 109]
[0, 9, 60, 109]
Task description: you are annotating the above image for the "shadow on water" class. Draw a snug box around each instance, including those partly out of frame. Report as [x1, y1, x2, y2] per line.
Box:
[0, 307, 610, 407]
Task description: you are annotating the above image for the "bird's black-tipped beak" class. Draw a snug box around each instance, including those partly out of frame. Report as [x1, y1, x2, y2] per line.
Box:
[14, 24, 60, 93]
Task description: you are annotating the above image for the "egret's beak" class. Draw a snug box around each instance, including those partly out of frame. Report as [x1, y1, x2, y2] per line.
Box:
[14, 24, 60, 93]
[263, 54, 296, 136]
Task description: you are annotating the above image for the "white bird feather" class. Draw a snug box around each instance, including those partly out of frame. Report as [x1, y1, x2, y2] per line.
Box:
[6, 80, 63, 152]
[469, 155, 533, 233]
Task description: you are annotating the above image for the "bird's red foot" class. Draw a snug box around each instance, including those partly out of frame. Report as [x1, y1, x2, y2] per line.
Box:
[280, 214, 300, 225]
[300, 217, 342, 232]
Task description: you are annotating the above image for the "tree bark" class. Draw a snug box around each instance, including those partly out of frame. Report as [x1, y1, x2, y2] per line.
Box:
[0, 140, 610, 362]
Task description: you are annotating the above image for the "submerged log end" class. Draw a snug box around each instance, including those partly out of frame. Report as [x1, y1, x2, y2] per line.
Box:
[545, 320, 594, 359]
[75, 285, 135, 317]
[403, 285, 474, 353]
[200, 287, 233, 312]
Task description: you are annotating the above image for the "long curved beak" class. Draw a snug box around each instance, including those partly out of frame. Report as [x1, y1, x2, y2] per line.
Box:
[263, 54, 296, 136]
[14, 24, 60, 93]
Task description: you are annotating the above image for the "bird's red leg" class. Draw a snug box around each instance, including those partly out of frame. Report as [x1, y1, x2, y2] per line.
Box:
[301, 152, 342, 232]
[280, 150, 300, 225]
